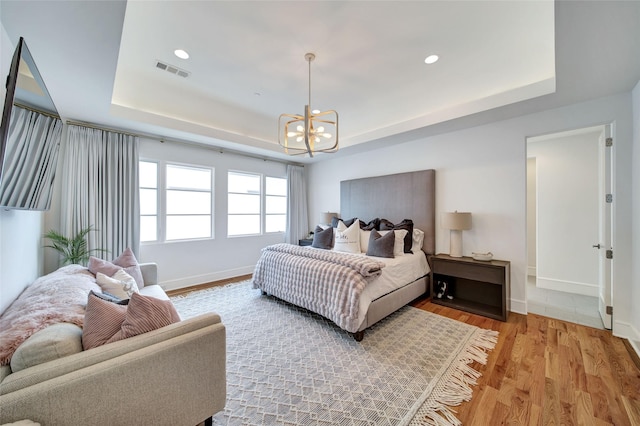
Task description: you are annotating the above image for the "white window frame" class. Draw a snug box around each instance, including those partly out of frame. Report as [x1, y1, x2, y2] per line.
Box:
[264, 175, 287, 234]
[227, 171, 287, 237]
[227, 170, 262, 237]
[139, 159, 214, 243]
[139, 160, 159, 243]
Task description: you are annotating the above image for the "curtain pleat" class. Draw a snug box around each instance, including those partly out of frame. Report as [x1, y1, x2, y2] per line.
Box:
[285, 165, 309, 244]
[0, 106, 62, 209]
[61, 125, 139, 263]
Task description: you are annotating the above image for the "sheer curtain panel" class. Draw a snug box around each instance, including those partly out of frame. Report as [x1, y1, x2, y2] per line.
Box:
[60, 125, 140, 263]
[285, 165, 309, 244]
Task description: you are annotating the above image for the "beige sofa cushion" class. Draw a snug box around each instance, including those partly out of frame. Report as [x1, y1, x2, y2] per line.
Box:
[10, 324, 83, 373]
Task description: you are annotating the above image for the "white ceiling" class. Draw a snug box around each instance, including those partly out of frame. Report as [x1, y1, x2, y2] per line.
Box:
[1, 1, 639, 163]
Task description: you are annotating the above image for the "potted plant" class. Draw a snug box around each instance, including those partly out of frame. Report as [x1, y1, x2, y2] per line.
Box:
[44, 226, 108, 266]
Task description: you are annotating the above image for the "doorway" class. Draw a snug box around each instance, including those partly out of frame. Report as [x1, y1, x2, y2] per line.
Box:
[526, 125, 613, 329]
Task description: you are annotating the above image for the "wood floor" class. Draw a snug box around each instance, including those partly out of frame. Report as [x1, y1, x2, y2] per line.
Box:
[189, 277, 640, 425]
[411, 296, 640, 426]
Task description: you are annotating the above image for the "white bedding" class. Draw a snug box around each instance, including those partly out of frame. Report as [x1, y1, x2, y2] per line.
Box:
[357, 251, 430, 328]
[312, 248, 430, 329]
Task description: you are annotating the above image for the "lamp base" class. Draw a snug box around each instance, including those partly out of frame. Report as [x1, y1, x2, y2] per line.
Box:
[449, 230, 463, 257]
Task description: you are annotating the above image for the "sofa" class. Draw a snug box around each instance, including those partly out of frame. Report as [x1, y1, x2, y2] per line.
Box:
[0, 263, 226, 426]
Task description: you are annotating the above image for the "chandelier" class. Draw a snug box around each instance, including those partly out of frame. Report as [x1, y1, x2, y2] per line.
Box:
[278, 53, 338, 157]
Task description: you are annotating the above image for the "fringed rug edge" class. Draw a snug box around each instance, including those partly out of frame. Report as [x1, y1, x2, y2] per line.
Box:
[409, 328, 499, 426]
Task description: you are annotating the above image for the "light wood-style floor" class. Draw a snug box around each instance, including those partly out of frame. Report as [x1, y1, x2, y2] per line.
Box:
[188, 278, 640, 426]
[411, 296, 640, 426]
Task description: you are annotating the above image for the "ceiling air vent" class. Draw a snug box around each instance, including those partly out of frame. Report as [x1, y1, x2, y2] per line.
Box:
[155, 60, 190, 78]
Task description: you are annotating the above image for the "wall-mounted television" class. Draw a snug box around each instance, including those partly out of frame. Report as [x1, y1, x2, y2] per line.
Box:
[0, 37, 62, 210]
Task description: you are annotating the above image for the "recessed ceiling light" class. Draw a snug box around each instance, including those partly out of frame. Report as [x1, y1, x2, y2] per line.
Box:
[174, 49, 189, 60]
[424, 54, 439, 65]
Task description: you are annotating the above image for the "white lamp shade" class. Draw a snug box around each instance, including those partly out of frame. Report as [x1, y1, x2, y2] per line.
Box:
[321, 212, 338, 225]
[441, 212, 472, 230]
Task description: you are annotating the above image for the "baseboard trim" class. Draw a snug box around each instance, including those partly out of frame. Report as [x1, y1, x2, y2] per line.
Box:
[160, 265, 255, 292]
[536, 276, 598, 297]
[510, 297, 527, 315]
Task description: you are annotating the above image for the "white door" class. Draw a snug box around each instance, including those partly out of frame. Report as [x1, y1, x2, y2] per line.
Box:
[597, 125, 613, 329]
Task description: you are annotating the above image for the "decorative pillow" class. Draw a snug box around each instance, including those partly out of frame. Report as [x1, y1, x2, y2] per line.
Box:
[90, 290, 130, 305]
[106, 292, 181, 344]
[333, 219, 361, 254]
[379, 219, 414, 253]
[331, 216, 358, 229]
[96, 269, 139, 299]
[361, 218, 379, 230]
[311, 225, 333, 249]
[83, 292, 180, 350]
[82, 292, 128, 350]
[379, 229, 408, 257]
[10, 323, 83, 372]
[412, 228, 425, 252]
[366, 229, 395, 258]
[359, 229, 372, 253]
[88, 248, 144, 288]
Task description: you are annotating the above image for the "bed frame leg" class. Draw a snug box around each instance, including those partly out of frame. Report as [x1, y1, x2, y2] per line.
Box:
[353, 330, 365, 342]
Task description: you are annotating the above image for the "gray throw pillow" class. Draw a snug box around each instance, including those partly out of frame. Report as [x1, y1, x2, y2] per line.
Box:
[311, 225, 333, 249]
[366, 229, 395, 258]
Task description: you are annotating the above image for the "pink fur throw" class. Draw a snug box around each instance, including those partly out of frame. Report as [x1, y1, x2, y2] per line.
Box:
[0, 265, 101, 366]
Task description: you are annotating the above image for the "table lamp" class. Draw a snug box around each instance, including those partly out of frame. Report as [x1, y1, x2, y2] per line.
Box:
[442, 211, 472, 257]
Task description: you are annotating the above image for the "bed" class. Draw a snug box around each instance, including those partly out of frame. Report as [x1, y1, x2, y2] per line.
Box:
[253, 169, 436, 340]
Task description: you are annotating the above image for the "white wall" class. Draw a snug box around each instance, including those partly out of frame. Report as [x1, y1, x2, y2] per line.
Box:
[631, 80, 640, 353]
[526, 158, 537, 276]
[0, 23, 46, 314]
[307, 93, 635, 341]
[137, 138, 289, 290]
[528, 131, 600, 297]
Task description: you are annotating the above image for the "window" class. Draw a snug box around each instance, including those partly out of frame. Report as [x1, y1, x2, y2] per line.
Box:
[228, 171, 261, 236]
[139, 161, 158, 242]
[227, 172, 287, 236]
[166, 164, 212, 241]
[265, 177, 287, 233]
[139, 161, 213, 242]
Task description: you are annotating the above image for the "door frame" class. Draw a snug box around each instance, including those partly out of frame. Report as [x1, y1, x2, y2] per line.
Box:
[525, 123, 614, 328]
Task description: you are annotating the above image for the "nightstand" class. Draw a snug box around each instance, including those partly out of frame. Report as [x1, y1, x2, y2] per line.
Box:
[429, 253, 510, 321]
[298, 238, 313, 246]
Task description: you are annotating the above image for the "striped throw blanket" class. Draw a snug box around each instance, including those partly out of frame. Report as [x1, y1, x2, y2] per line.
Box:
[252, 243, 385, 333]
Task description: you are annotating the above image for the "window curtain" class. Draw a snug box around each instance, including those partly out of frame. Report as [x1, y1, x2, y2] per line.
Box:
[0, 106, 62, 209]
[60, 125, 140, 262]
[285, 165, 309, 244]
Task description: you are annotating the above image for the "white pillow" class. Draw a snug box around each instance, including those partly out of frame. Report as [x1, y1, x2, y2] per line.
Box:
[334, 219, 361, 254]
[379, 229, 408, 257]
[360, 229, 372, 253]
[412, 228, 425, 252]
[96, 269, 139, 299]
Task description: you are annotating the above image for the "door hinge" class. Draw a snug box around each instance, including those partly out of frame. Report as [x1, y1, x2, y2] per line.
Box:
[606, 305, 613, 315]
[606, 249, 613, 259]
[606, 194, 613, 203]
[606, 137, 613, 147]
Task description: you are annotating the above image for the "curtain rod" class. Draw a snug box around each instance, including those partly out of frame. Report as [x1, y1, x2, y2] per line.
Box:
[14, 102, 60, 120]
[65, 119, 305, 167]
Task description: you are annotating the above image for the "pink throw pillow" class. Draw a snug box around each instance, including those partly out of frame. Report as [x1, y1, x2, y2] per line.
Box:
[88, 248, 144, 288]
[82, 293, 127, 350]
[107, 293, 181, 343]
[82, 292, 181, 350]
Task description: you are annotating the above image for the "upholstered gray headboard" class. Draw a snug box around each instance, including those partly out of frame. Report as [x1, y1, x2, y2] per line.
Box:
[340, 169, 436, 255]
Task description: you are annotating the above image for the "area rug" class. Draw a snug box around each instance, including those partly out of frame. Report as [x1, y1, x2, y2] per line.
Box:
[171, 281, 498, 425]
